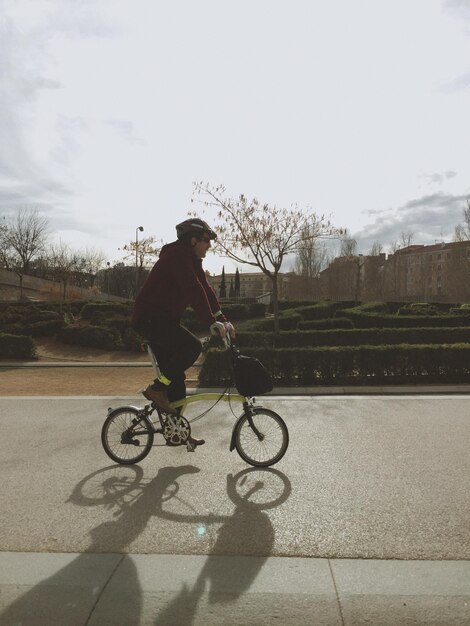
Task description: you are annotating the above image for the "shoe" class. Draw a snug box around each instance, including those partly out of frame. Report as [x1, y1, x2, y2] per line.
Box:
[187, 436, 205, 446]
[142, 385, 176, 414]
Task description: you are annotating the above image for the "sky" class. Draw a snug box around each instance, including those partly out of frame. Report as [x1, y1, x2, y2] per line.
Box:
[1, 0, 470, 275]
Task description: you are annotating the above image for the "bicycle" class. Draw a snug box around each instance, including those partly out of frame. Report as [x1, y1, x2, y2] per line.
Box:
[101, 333, 289, 468]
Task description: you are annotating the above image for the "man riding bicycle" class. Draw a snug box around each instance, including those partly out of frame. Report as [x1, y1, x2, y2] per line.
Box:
[131, 218, 235, 446]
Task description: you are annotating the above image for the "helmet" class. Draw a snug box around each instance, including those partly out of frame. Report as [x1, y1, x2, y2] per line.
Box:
[176, 218, 217, 240]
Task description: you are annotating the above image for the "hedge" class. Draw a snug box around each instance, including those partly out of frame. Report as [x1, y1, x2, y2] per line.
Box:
[1, 319, 65, 337]
[0, 333, 37, 359]
[294, 301, 358, 321]
[80, 302, 133, 320]
[199, 343, 470, 387]
[234, 326, 470, 348]
[297, 317, 354, 331]
[57, 325, 121, 350]
[241, 311, 302, 332]
[340, 310, 470, 329]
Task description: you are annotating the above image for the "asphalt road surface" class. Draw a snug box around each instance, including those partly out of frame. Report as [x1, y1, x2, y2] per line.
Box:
[1, 395, 469, 561]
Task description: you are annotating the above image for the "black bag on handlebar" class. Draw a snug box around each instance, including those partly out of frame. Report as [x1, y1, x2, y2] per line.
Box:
[234, 354, 273, 397]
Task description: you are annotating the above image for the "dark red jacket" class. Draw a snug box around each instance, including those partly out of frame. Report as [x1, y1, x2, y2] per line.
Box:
[131, 240, 222, 328]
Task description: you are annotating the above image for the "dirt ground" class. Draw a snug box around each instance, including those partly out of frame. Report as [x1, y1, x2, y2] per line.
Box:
[0, 337, 201, 396]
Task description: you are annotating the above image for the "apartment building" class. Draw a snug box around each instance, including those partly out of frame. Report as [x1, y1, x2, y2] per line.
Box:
[383, 241, 470, 301]
[319, 240, 470, 303]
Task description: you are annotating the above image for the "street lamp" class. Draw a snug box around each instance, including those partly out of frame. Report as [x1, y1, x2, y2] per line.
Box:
[135, 226, 144, 296]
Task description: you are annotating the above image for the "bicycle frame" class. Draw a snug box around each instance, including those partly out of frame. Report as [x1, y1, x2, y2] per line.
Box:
[138, 338, 265, 450]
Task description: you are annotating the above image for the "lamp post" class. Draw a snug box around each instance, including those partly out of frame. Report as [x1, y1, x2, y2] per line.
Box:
[106, 262, 111, 300]
[135, 226, 144, 296]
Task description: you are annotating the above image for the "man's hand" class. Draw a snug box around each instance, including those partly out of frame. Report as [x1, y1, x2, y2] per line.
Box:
[210, 321, 227, 338]
[224, 322, 236, 338]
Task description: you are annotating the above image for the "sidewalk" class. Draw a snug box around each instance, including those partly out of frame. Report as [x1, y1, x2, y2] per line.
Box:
[1, 552, 469, 625]
[2, 360, 470, 396]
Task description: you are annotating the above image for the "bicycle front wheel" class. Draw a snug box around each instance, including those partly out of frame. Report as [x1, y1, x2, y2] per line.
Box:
[101, 407, 154, 465]
[234, 408, 289, 467]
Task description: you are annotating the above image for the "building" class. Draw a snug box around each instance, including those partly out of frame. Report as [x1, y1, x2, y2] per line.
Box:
[206, 271, 291, 301]
[318, 240, 470, 303]
[383, 241, 470, 302]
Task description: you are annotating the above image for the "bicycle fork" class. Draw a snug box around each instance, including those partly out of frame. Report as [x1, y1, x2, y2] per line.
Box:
[229, 404, 264, 452]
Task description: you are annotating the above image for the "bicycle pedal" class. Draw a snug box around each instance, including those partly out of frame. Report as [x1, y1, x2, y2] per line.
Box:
[186, 441, 196, 452]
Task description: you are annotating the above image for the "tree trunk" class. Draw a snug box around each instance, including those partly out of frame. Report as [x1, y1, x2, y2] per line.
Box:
[272, 273, 280, 335]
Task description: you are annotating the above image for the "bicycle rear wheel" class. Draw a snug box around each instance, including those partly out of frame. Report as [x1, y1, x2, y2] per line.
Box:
[101, 407, 154, 465]
[234, 408, 289, 467]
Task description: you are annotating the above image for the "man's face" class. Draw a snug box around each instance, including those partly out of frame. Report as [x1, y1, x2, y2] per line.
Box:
[191, 231, 211, 259]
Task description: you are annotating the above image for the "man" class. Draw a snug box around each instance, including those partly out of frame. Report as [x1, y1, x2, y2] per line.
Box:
[131, 218, 234, 445]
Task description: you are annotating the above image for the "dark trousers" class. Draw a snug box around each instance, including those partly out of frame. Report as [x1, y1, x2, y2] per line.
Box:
[135, 316, 202, 402]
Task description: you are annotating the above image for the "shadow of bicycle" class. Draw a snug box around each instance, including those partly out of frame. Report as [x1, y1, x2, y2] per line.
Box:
[0, 464, 291, 625]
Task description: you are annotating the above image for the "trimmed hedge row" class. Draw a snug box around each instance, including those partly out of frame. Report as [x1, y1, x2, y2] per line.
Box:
[80, 302, 133, 319]
[182, 302, 267, 331]
[1, 319, 64, 337]
[242, 311, 302, 332]
[200, 344, 470, 387]
[57, 325, 121, 350]
[297, 317, 354, 330]
[235, 326, 470, 348]
[0, 333, 36, 359]
[294, 301, 357, 320]
[340, 310, 470, 329]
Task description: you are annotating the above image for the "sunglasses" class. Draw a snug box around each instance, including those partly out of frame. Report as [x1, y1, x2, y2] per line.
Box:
[198, 236, 211, 244]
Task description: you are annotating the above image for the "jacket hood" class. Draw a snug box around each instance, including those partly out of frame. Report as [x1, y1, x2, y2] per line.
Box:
[159, 240, 182, 258]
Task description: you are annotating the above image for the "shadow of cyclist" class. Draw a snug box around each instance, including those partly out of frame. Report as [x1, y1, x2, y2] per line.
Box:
[153, 468, 291, 626]
[0, 464, 291, 625]
[0, 464, 199, 626]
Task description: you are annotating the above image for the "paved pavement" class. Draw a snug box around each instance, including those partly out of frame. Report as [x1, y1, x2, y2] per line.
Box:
[1, 393, 469, 624]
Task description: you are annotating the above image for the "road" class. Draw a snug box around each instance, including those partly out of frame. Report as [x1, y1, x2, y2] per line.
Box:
[1, 394, 470, 625]
[1, 394, 469, 559]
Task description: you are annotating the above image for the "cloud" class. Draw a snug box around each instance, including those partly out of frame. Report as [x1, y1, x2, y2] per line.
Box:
[0, 2, 118, 216]
[354, 192, 470, 253]
[418, 170, 457, 186]
[103, 119, 145, 145]
[443, 0, 470, 20]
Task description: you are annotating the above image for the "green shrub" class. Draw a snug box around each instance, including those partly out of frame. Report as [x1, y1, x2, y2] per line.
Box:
[200, 343, 470, 386]
[351, 302, 390, 314]
[295, 301, 344, 321]
[57, 325, 121, 350]
[81, 302, 132, 320]
[2, 319, 64, 337]
[0, 333, 37, 359]
[340, 309, 469, 329]
[220, 303, 248, 321]
[242, 311, 302, 331]
[398, 303, 440, 316]
[268, 300, 318, 313]
[29, 310, 61, 323]
[450, 304, 470, 316]
[235, 326, 470, 349]
[298, 317, 354, 330]
[247, 302, 267, 318]
[121, 326, 143, 351]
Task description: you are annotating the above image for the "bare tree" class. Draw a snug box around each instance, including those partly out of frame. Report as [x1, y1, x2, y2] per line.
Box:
[399, 230, 414, 248]
[73, 247, 106, 287]
[369, 241, 383, 256]
[454, 199, 470, 242]
[192, 182, 340, 333]
[49, 241, 79, 302]
[339, 228, 358, 257]
[1, 208, 49, 298]
[294, 225, 329, 277]
[3, 208, 49, 273]
[121, 235, 161, 294]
